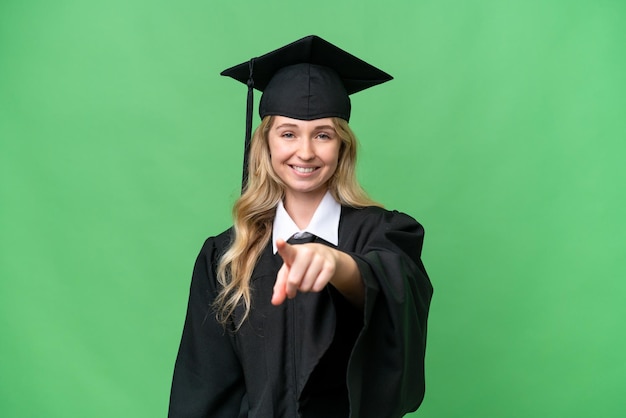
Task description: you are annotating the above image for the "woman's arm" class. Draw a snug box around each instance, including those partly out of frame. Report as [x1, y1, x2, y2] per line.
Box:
[169, 236, 246, 418]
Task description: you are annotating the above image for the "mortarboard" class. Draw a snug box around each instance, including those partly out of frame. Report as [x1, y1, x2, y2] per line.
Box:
[220, 35, 393, 189]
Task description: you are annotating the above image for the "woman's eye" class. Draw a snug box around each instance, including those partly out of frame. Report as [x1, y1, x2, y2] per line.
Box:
[316, 133, 331, 140]
[281, 132, 295, 138]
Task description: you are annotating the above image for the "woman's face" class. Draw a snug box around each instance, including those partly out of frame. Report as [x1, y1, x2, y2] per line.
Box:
[268, 116, 341, 202]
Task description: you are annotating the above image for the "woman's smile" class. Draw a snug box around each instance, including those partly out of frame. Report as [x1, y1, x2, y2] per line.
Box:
[290, 165, 318, 174]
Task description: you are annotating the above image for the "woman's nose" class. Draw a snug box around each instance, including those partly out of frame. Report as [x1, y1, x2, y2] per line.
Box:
[296, 139, 315, 160]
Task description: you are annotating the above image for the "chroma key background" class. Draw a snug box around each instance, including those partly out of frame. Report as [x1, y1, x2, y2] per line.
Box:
[1, 1, 625, 416]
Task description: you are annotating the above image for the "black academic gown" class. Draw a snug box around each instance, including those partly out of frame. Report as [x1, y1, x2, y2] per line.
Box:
[169, 206, 433, 418]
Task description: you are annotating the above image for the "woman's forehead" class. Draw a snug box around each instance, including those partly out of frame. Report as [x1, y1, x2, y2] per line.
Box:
[271, 116, 335, 130]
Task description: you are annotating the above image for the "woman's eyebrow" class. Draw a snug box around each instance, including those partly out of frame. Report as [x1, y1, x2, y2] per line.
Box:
[274, 123, 336, 131]
[313, 125, 336, 131]
[274, 123, 299, 129]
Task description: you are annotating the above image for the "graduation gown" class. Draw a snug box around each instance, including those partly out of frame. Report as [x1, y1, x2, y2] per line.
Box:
[169, 206, 433, 418]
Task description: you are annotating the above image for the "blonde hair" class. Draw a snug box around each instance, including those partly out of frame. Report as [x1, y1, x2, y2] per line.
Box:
[214, 116, 380, 328]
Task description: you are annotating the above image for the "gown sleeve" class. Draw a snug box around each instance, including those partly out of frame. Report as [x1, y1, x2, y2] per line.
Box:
[168, 234, 246, 418]
[344, 208, 433, 418]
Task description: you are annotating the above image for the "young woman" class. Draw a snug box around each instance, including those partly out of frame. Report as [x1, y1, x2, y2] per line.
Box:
[169, 35, 433, 418]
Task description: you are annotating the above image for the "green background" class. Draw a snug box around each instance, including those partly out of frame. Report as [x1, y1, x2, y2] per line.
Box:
[1, 0, 625, 416]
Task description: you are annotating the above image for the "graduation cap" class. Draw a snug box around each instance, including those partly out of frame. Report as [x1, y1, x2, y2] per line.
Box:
[220, 35, 393, 189]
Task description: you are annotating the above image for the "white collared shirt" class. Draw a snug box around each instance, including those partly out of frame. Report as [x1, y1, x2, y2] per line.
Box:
[272, 191, 341, 253]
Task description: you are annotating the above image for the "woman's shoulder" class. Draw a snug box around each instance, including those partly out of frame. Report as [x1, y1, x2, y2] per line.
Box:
[341, 205, 422, 229]
[198, 227, 234, 257]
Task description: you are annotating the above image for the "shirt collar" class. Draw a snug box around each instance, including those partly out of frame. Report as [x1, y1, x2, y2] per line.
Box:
[272, 191, 341, 253]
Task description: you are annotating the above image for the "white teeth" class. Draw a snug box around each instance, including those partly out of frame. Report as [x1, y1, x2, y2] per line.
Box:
[293, 166, 315, 173]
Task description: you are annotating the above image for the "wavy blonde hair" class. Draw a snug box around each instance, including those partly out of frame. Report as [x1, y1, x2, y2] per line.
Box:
[214, 115, 380, 328]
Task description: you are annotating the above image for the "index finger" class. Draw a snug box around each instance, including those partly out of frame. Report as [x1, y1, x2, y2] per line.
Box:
[276, 239, 297, 266]
[271, 265, 288, 305]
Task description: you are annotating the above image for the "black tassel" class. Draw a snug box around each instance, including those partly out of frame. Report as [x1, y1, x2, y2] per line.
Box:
[242, 57, 255, 192]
